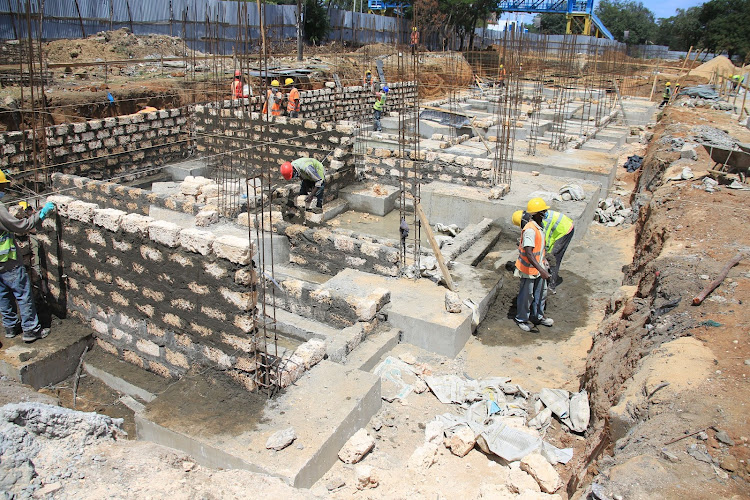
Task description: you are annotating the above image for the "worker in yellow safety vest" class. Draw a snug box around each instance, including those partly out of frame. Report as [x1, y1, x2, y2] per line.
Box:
[262, 80, 283, 117]
[285, 78, 300, 118]
[659, 82, 671, 108]
[513, 197, 553, 332]
[732, 74, 745, 91]
[514, 206, 574, 294]
[373, 86, 388, 132]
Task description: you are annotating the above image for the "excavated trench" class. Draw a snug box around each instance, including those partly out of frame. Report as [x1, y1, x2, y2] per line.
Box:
[564, 119, 713, 495]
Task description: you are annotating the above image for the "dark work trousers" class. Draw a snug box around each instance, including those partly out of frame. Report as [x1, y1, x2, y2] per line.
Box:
[549, 228, 574, 290]
[300, 179, 325, 208]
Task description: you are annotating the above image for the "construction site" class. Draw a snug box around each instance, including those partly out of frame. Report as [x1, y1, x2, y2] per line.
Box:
[0, 0, 749, 498]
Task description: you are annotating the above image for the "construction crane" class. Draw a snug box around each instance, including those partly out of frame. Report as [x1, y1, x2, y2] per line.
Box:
[496, 0, 613, 39]
[367, 0, 613, 40]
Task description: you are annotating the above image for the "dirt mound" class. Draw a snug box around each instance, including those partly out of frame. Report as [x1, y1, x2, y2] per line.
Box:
[45, 28, 200, 64]
[689, 55, 738, 79]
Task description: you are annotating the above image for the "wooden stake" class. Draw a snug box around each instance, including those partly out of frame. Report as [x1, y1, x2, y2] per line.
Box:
[692, 253, 743, 306]
[414, 201, 456, 291]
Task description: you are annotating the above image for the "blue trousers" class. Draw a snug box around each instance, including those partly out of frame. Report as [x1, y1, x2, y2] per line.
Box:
[515, 276, 547, 323]
[374, 109, 382, 131]
[0, 265, 40, 333]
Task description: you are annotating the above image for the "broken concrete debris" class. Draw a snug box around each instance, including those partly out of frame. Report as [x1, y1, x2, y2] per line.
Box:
[354, 464, 379, 490]
[520, 453, 563, 494]
[265, 427, 297, 451]
[445, 291, 463, 313]
[594, 198, 632, 226]
[338, 428, 375, 464]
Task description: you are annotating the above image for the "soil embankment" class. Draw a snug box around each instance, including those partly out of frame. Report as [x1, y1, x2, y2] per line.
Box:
[570, 105, 750, 498]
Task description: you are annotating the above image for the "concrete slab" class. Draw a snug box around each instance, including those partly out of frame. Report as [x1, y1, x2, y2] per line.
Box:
[420, 173, 602, 243]
[83, 349, 165, 402]
[0, 324, 93, 389]
[304, 198, 349, 224]
[165, 159, 209, 181]
[512, 143, 618, 189]
[443, 143, 490, 158]
[344, 327, 401, 372]
[324, 268, 499, 358]
[339, 183, 399, 216]
[136, 360, 381, 488]
[267, 308, 338, 342]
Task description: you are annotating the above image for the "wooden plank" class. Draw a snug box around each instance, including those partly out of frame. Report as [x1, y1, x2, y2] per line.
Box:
[414, 201, 456, 292]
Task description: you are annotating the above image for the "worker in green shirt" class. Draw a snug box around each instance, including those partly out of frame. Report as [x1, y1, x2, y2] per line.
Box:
[373, 85, 389, 132]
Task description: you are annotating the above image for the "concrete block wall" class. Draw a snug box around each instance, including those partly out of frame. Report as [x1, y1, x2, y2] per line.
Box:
[1, 109, 188, 184]
[38, 194, 266, 386]
[52, 173, 204, 216]
[218, 81, 417, 123]
[363, 149, 495, 189]
[194, 106, 357, 201]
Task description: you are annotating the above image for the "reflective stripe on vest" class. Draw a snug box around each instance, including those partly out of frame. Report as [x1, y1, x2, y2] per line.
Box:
[373, 95, 385, 111]
[515, 221, 544, 276]
[543, 210, 573, 251]
[0, 231, 17, 263]
[287, 88, 300, 113]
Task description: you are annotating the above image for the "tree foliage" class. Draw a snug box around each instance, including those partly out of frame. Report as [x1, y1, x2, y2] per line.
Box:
[697, 0, 750, 61]
[304, 0, 330, 44]
[594, 0, 657, 45]
[654, 7, 701, 51]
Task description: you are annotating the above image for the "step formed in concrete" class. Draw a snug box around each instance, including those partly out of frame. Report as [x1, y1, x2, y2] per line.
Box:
[136, 360, 381, 488]
[83, 348, 167, 403]
[344, 327, 401, 372]
[455, 226, 503, 267]
[0, 323, 93, 389]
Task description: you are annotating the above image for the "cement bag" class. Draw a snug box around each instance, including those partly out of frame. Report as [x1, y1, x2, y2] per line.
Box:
[480, 420, 542, 462]
[567, 390, 590, 433]
[559, 184, 585, 201]
[539, 388, 570, 419]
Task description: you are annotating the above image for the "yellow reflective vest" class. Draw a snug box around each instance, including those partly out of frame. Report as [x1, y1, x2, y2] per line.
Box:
[542, 210, 573, 252]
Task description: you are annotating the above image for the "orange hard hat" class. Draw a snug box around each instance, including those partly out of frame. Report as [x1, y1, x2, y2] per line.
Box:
[280, 161, 294, 180]
[234, 70, 241, 77]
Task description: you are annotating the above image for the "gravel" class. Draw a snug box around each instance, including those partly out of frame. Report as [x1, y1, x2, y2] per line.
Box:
[691, 125, 739, 149]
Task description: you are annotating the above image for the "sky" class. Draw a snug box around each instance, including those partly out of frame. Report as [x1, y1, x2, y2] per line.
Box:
[649, 0, 705, 19]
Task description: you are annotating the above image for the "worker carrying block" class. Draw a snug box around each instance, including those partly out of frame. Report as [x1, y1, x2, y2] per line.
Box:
[513, 197, 553, 333]
[280, 158, 326, 215]
[513, 206, 574, 294]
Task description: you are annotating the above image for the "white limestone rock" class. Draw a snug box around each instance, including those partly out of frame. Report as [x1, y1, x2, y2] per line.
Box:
[446, 424, 476, 457]
[354, 464, 379, 490]
[180, 228, 216, 256]
[148, 220, 181, 248]
[93, 208, 126, 232]
[293, 339, 326, 370]
[424, 420, 445, 445]
[66, 201, 99, 223]
[213, 235, 252, 265]
[195, 209, 218, 227]
[445, 291, 462, 313]
[45, 195, 75, 217]
[520, 453, 563, 493]
[121, 213, 154, 236]
[265, 427, 296, 451]
[338, 429, 375, 464]
[407, 442, 438, 470]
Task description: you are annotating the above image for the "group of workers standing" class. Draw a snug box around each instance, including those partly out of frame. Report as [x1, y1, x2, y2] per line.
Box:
[511, 198, 575, 332]
[232, 72, 301, 118]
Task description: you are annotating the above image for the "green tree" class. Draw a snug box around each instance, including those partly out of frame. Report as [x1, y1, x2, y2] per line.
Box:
[698, 0, 750, 62]
[655, 7, 701, 51]
[594, 0, 657, 45]
[303, 0, 329, 44]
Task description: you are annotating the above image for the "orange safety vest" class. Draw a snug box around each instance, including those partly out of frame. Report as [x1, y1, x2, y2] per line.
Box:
[231, 79, 242, 98]
[287, 87, 300, 113]
[515, 220, 545, 276]
[263, 90, 282, 116]
[410, 31, 419, 45]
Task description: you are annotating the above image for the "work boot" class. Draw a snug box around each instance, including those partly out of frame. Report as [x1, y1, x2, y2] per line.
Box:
[22, 325, 50, 343]
[534, 317, 554, 327]
[515, 320, 533, 332]
[5, 323, 20, 338]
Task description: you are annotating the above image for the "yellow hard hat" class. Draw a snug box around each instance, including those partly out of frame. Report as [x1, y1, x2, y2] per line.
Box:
[665, 82, 671, 86]
[512, 210, 523, 227]
[526, 197, 550, 214]
[271, 80, 280, 87]
[18, 201, 28, 209]
[500, 64, 504, 68]
[0, 170, 9, 184]
[285, 78, 294, 86]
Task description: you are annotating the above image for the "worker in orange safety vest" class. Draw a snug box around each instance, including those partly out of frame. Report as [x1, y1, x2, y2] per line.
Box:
[262, 80, 282, 117]
[231, 70, 243, 98]
[514, 197, 553, 332]
[285, 78, 300, 118]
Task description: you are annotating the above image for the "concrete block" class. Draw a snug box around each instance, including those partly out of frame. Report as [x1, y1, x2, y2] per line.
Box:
[180, 228, 216, 255]
[66, 200, 99, 223]
[148, 220, 182, 248]
[213, 235, 252, 265]
[93, 208, 126, 232]
[339, 183, 399, 217]
[121, 213, 154, 236]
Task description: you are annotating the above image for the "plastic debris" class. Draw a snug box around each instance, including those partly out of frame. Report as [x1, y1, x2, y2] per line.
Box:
[623, 154, 643, 172]
[567, 391, 590, 433]
[559, 184, 585, 201]
[539, 388, 570, 419]
[373, 357, 418, 402]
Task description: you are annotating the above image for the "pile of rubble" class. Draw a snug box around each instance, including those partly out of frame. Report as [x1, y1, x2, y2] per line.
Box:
[594, 198, 632, 226]
[330, 356, 592, 496]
